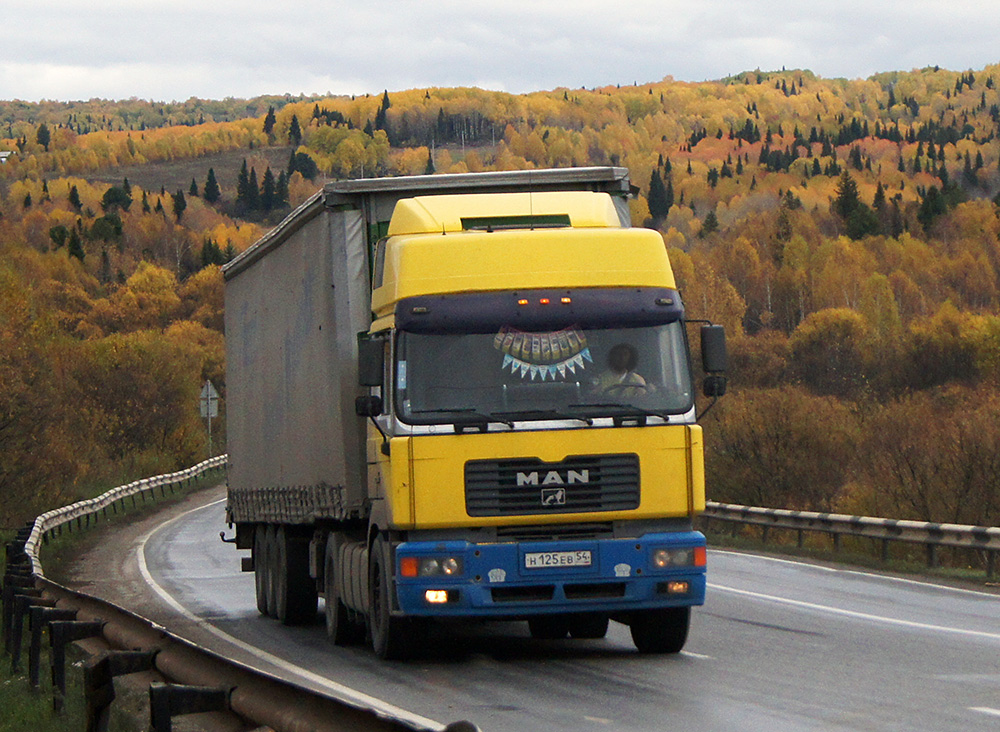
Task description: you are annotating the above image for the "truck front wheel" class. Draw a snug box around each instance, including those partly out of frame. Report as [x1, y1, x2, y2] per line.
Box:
[629, 607, 690, 653]
[368, 535, 414, 660]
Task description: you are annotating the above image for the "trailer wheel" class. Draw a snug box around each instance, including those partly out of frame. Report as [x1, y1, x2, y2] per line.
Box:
[325, 536, 362, 645]
[263, 525, 278, 617]
[629, 607, 690, 654]
[528, 616, 570, 640]
[254, 525, 269, 616]
[274, 526, 318, 626]
[569, 614, 610, 639]
[369, 535, 414, 660]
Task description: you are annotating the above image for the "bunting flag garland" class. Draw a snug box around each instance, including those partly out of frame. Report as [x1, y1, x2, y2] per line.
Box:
[494, 325, 591, 381]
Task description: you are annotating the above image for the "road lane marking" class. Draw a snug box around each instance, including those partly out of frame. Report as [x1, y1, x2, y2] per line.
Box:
[709, 583, 1000, 642]
[970, 707, 1000, 718]
[680, 650, 715, 660]
[710, 548, 1000, 598]
[136, 499, 446, 732]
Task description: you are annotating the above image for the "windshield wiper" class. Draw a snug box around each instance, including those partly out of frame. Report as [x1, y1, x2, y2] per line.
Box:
[568, 402, 672, 422]
[410, 408, 514, 427]
[489, 409, 593, 426]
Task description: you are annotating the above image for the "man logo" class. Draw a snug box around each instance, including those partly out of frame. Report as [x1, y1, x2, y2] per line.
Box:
[541, 488, 567, 506]
[516, 469, 589, 486]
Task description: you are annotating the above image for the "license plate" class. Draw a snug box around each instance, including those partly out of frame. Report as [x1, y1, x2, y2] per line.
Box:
[524, 550, 592, 569]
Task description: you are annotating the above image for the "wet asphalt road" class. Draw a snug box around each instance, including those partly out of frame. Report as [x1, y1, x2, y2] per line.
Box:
[136, 494, 1000, 732]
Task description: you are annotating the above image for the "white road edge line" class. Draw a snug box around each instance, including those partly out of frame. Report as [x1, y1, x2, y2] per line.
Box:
[708, 583, 1000, 642]
[970, 707, 1000, 718]
[710, 548, 1000, 598]
[680, 650, 715, 660]
[136, 498, 446, 731]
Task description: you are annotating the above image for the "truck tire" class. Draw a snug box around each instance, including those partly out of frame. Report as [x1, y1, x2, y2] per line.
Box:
[263, 525, 278, 617]
[254, 525, 268, 616]
[325, 535, 362, 645]
[369, 535, 414, 660]
[528, 616, 570, 640]
[629, 607, 690, 654]
[274, 526, 318, 626]
[569, 614, 610, 639]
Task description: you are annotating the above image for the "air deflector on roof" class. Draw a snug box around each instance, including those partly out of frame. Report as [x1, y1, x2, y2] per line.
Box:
[460, 214, 571, 231]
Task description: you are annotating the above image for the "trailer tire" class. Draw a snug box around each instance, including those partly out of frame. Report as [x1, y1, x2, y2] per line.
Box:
[528, 616, 570, 640]
[569, 614, 610, 639]
[254, 525, 269, 616]
[274, 526, 318, 626]
[325, 536, 362, 645]
[263, 525, 278, 617]
[629, 607, 690, 654]
[369, 535, 414, 660]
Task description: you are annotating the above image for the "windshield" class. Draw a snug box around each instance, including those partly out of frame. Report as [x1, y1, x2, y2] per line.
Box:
[395, 322, 693, 424]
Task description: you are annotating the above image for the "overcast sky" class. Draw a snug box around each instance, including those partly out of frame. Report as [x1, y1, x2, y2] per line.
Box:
[2, 1, 999, 102]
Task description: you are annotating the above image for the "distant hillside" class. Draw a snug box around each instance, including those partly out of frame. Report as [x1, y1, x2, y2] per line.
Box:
[2, 64, 1000, 542]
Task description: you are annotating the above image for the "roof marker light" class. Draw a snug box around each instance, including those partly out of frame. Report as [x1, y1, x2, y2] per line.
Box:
[539, 298, 550, 305]
[561, 297, 572, 304]
[517, 299, 529, 306]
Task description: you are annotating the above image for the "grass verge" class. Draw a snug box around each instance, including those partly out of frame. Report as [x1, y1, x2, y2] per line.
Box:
[703, 523, 1000, 591]
[1, 468, 225, 731]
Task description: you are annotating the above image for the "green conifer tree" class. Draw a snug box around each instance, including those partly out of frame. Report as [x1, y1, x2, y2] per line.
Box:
[288, 115, 302, 147]
[68, 185, 82, 212]
[67, 227, 85, 261]
[203, 168, 221, 204]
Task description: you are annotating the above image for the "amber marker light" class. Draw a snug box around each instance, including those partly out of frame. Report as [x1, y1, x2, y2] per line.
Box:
[400, 557, 419, 577]
[539, 298, 550, 305]
[560, 297, 572, 304]
[517, 299, 529, 306]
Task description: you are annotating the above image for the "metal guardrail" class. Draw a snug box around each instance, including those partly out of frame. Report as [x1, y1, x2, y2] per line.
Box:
[702, 501, 1000, 579]
[23, 455, 227, 577]
[4, 456, 478, 732]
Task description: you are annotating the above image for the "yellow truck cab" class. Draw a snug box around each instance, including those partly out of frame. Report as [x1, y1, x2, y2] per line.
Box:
[223, 168, 726, 659]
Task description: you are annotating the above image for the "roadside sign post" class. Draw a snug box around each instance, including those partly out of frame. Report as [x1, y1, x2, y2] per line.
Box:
[199, 381, 219, 457]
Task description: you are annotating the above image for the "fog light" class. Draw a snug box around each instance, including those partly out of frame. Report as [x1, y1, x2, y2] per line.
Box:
[425, 590, 449, 604]
[666, 581, 689, 594]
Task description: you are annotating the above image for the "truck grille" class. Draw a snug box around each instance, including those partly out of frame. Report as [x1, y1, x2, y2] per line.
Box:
[465, 454, 639, 517]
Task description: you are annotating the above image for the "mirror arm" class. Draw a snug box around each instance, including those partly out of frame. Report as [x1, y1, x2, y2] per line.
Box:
[369, 415, 390, 456]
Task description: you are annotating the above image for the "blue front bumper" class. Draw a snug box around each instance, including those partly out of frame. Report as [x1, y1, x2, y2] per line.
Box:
[394, 531, 706, 618]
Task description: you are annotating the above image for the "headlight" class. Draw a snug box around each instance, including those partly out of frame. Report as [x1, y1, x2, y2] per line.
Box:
[652, 547, 705, 568]
[404, 556, 464, 577]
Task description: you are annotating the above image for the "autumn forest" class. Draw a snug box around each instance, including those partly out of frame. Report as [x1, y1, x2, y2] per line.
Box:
[3, 65, 1000, 546]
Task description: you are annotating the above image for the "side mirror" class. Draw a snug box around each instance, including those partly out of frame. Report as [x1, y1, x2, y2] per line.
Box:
[703, 374, 727, 398]
[355, 395, 383, 418]
[700, 324, 728, 374]
[357, 333, 384, 387]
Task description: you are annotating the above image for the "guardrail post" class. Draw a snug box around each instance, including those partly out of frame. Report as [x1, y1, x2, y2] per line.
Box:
[149, 682, 231, 732]
[84, 650, 159, 732]
[28, 607, 77, 688]
[832, 533, 841, 554]
[50, 620, 106, 712]
[987, 551, 996, 581]
[926, 543, 938, 569]
[11, 594, 56, 673]
[2, 571, 35, 650]
[881, 539, 890, 563]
